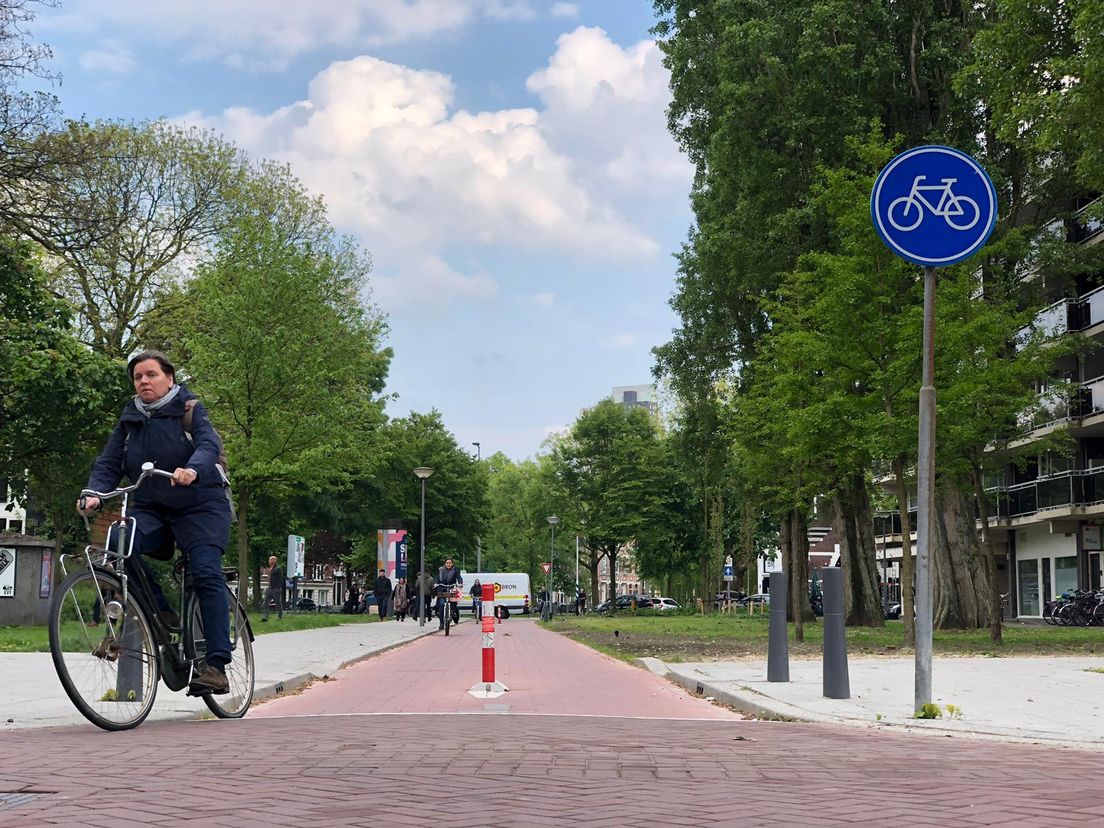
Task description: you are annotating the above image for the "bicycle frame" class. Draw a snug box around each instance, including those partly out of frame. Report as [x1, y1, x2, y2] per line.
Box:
[904, 177, 959, 213]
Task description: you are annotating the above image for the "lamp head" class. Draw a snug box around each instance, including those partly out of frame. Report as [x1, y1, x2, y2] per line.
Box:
[413, 467, 434, 480]
[547, 515, 560, 526]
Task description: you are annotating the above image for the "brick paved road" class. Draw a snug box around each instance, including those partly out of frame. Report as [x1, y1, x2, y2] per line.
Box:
[5, 618, 1104, 826]
[4, 714, 1104, 827]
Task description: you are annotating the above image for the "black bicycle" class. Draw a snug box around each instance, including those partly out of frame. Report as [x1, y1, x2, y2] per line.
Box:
[436, 583, 461, 635]
[48, 462, 256, 731]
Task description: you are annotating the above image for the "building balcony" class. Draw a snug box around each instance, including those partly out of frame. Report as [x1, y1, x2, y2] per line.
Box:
[873, 508, 918, 538]
[985, 468, 1104, 519]
[1073, 196, 1102, 245]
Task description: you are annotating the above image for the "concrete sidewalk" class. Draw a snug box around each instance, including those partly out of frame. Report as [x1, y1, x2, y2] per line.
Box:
[0, 619, 432, 729]
[649, 655, 1104, 749]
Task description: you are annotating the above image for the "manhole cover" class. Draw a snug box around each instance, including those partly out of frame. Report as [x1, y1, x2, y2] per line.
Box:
[0, 791, 52, 811]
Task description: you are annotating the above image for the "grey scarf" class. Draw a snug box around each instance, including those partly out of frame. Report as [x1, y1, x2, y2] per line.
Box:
[133, 384, 181, 417]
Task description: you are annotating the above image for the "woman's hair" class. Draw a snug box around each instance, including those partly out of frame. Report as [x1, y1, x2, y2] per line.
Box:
[127, 350, 176, 381]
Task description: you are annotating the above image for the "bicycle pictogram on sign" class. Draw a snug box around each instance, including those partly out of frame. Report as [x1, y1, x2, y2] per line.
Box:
[870, 145, 997, 267]
[887, 177, 980, 232]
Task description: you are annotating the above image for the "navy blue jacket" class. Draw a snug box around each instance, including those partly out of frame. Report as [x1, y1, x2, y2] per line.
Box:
[87, 384, 230, 552]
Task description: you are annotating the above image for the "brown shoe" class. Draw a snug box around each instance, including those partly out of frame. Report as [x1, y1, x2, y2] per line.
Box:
[188, 665, 229, 695]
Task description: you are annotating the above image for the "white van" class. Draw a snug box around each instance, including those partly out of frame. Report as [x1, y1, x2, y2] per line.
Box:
[459, 572, 531, 614]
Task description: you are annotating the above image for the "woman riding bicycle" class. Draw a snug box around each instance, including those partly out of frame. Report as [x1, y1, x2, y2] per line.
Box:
[78, 350, 232, 695]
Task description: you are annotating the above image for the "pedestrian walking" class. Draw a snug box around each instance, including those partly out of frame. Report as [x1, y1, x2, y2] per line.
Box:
[418, 570, 434, 622]
[576, 588, 586, 615]
[393, 578, 410, 621]
[373, 569, 393, 619]
[262, 555, 285, 621]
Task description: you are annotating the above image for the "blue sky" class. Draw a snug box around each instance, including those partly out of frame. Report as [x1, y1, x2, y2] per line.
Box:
[33, 1, 692, 461]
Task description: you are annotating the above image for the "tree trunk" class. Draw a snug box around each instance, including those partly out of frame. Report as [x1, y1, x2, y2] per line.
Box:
[832, 478, 884, 627]
[971, 464, 1004, 644]
[932, 480, 989, 629]
[608, 545, 618, 613]
[893, 454, 916, 646]
[787, 509, 811, 640]
[587, 549, 600, 610]
[236, 485, 250, 605]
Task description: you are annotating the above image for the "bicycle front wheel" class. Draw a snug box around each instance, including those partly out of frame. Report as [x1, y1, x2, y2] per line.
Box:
[184, 586, 255, 718]
[49, 568, 160, 731]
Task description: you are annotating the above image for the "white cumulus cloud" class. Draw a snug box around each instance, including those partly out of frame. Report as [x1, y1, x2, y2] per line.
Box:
[175, 27, 685, 314]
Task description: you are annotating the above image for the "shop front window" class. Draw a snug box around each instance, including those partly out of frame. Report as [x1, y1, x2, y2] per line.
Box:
[1018, 558, 1040, 615]
[1054, 556, 1078, 598]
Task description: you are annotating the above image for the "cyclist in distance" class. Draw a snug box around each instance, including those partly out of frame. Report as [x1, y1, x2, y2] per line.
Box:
[435, 557, 463, 630]
[77, 350, 232, 695]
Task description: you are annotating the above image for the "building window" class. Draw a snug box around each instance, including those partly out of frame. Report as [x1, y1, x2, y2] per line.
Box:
[7, 520, 21, 534]
[1018, 559, 1040, 616]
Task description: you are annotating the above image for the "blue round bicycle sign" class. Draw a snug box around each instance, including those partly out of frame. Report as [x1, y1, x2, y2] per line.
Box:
[870, 145, 997, 267]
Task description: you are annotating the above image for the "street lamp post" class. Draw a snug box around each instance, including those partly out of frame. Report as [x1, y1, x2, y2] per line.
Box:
[414, 466, 434, 627]
[546, 515, 559, 620]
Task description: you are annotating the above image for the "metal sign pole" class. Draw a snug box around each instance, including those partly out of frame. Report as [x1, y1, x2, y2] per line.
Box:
[870, 144, 997, 714]
[915, 264, 937, 710]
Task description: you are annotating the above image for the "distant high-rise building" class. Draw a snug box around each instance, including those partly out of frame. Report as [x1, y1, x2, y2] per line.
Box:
[611, 384, 657, 415]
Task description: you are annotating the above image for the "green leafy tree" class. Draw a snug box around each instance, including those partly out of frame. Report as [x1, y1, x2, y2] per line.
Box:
[342, 411, 487, 581]
[549, 401, 671, 610]
[28, 120, 246, 358]
[0, 237, 125, 558]
[182, 212, 390, 604]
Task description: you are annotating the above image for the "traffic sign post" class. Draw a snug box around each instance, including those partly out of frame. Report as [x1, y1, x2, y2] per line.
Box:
[871, 145, 997, 714]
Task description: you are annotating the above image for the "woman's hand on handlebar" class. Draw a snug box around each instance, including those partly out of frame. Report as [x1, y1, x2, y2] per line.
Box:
[170, 467, 197, 487]
[77, 496, 101, 515]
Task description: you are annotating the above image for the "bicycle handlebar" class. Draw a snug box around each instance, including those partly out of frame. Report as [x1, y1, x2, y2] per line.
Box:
[79, 462, 175, 511]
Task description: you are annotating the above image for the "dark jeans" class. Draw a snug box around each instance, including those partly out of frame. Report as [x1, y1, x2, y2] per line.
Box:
[262, 587, 283, 620]
[375, 594, 390, 618]
[108, 524, 231, 671]
[435, 596, 459, 625]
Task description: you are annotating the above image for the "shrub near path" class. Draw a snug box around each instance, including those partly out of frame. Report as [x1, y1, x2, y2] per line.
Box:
[548, 612, 1104, 662]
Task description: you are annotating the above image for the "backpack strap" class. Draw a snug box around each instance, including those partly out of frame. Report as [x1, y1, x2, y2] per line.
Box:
[182, 398, 197, 436]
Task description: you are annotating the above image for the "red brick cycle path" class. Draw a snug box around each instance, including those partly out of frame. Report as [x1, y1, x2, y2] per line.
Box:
[249, 614, 738, 719]
[4, 618, 1104, 826]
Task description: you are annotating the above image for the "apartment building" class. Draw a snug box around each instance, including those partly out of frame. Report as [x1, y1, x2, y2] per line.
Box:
[875, 196, 1103, 618]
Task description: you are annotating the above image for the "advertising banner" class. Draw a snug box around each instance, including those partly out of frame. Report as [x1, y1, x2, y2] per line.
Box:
[0, 547, 15, 598]
[287, 535, 306, 578]
[39, 549, 52, 599]
[377, 529, 409, 579]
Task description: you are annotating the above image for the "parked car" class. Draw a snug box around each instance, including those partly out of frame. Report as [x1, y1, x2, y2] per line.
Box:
[595, 595, 650, 613]
[740, 593, 770, 607]
[884, 601, 902, 620]
[650, 597, 681, 611]
[295, 597, 318, 611]
[713, 591, 747, 610]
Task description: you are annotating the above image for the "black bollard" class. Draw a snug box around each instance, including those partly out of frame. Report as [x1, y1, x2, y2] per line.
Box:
[767, 570, 789, 682]
[821, 567, 850, 699]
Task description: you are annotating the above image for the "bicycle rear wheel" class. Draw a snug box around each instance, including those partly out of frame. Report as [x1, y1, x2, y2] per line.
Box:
[444, 601, 451, 636]
[183, 586, 255, 718]
[49, 568, 159, 731]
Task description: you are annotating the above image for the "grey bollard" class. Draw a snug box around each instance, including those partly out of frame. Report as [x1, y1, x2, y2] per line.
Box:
[767, 570, 789, 682]
[821, 567, 850, 699]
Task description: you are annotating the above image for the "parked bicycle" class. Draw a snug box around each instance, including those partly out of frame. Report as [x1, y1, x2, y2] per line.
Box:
[1042, 589, 1104, 627]
[48, 462, 255, 731]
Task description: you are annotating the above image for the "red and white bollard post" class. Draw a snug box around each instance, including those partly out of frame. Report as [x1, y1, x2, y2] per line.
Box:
[469, 582, 509, 698]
